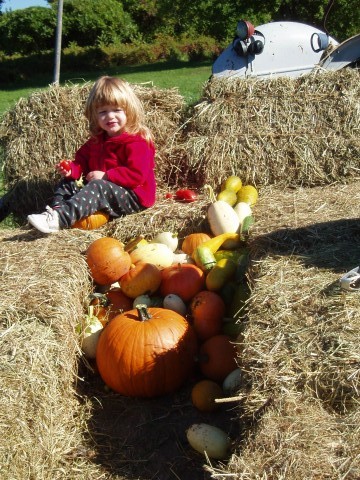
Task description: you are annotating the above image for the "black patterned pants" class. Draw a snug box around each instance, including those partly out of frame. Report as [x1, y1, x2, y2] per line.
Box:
[50, 179, 143, 228]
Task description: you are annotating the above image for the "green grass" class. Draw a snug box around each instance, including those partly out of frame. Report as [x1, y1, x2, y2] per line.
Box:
[0, 59, 213, 116]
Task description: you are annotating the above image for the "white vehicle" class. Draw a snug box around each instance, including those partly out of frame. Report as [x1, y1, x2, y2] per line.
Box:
[212, 20, 359, 79]
[318, 33, 360, 71]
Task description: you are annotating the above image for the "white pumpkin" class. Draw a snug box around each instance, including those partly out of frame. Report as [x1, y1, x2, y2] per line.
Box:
[186, 423, 231, 459]
[151, 231, 178, 252]
[163, 294, 187, 316]
[222, 368, 242, 395]
[130, 242, 174, 270]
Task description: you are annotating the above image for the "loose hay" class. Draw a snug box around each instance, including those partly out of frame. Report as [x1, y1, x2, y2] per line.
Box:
[179, 69, 360, 189]
[103, 188, 210, 241]
[212, 394, 358, 480]
[0, 81, 185, 219]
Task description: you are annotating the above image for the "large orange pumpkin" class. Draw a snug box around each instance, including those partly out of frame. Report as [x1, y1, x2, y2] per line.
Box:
[181, 232, 212, 256]
[198, 334, 238, 382]
[160, 263, 205, 302]
[72, 211, 109, 230]
[86, 237, 131, 285]
[190, 290, 225, 341]
[120, 262, 162, 299]
[96, 305, 198, 397]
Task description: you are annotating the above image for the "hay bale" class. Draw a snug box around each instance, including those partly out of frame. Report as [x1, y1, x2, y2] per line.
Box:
[0, 81, 185, 219]
[179, 69, 360, 189]
[207, 181, 360, 479]
[0, 227, 105, 479]
[0, 84, 90, 218]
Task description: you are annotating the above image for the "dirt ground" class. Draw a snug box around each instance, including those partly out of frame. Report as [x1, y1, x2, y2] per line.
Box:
[78, 360, 241, 480]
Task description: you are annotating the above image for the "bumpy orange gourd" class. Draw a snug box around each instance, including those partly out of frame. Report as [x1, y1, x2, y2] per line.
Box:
[96, 305, 198, 397]
[181, 232, 212, 256]
[86, 237, 131, 285]
[190, 290, 225, 341]
[72, 211, 109, 230]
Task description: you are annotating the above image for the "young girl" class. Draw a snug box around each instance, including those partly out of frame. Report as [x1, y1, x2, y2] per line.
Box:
[27, 76, 156, 233]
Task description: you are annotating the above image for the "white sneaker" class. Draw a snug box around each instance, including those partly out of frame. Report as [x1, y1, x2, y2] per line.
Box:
[340, 266, 360, 291]
[27, 206, 60, 233]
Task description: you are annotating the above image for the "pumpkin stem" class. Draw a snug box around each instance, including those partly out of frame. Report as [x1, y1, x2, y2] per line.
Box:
[136, 304, 152, 321]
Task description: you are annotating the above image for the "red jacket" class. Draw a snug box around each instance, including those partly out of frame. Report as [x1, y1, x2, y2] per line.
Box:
[70, 132, 156, 208]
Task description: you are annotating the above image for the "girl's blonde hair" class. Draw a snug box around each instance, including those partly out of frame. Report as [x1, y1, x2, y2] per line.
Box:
[85, 76, 153, 143]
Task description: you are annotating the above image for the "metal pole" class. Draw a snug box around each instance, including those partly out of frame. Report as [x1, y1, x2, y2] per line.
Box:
[53, 0, 64, 84]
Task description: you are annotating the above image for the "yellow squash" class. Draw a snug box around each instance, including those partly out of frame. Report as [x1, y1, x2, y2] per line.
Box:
[206, 258, 237, 291]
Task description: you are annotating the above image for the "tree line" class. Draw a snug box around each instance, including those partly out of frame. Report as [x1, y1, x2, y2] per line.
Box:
[0, 0, 359, 56]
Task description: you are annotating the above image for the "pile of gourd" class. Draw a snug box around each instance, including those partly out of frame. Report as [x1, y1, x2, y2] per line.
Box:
[77, 175, 257, 460]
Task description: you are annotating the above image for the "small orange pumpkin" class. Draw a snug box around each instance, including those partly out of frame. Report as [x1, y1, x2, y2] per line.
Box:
[160, 263, 205, 302]
[120, 262, 162, 299]
[191, 379, 223, 412]
[96, 305, 198, 397]
[190, 290, 225, 341]
[72, 211, 109, 230]
[86, 237, 131, 285]
[181, 232, 212, 256]
[198, 334, 238, 382]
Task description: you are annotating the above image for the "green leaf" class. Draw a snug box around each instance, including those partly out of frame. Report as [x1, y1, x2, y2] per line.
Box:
[240, 215, 254, 234]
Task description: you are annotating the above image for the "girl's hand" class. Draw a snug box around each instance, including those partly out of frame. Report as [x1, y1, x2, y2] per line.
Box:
[86, 170, 106, 181]
[56, 159, 72, 177]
